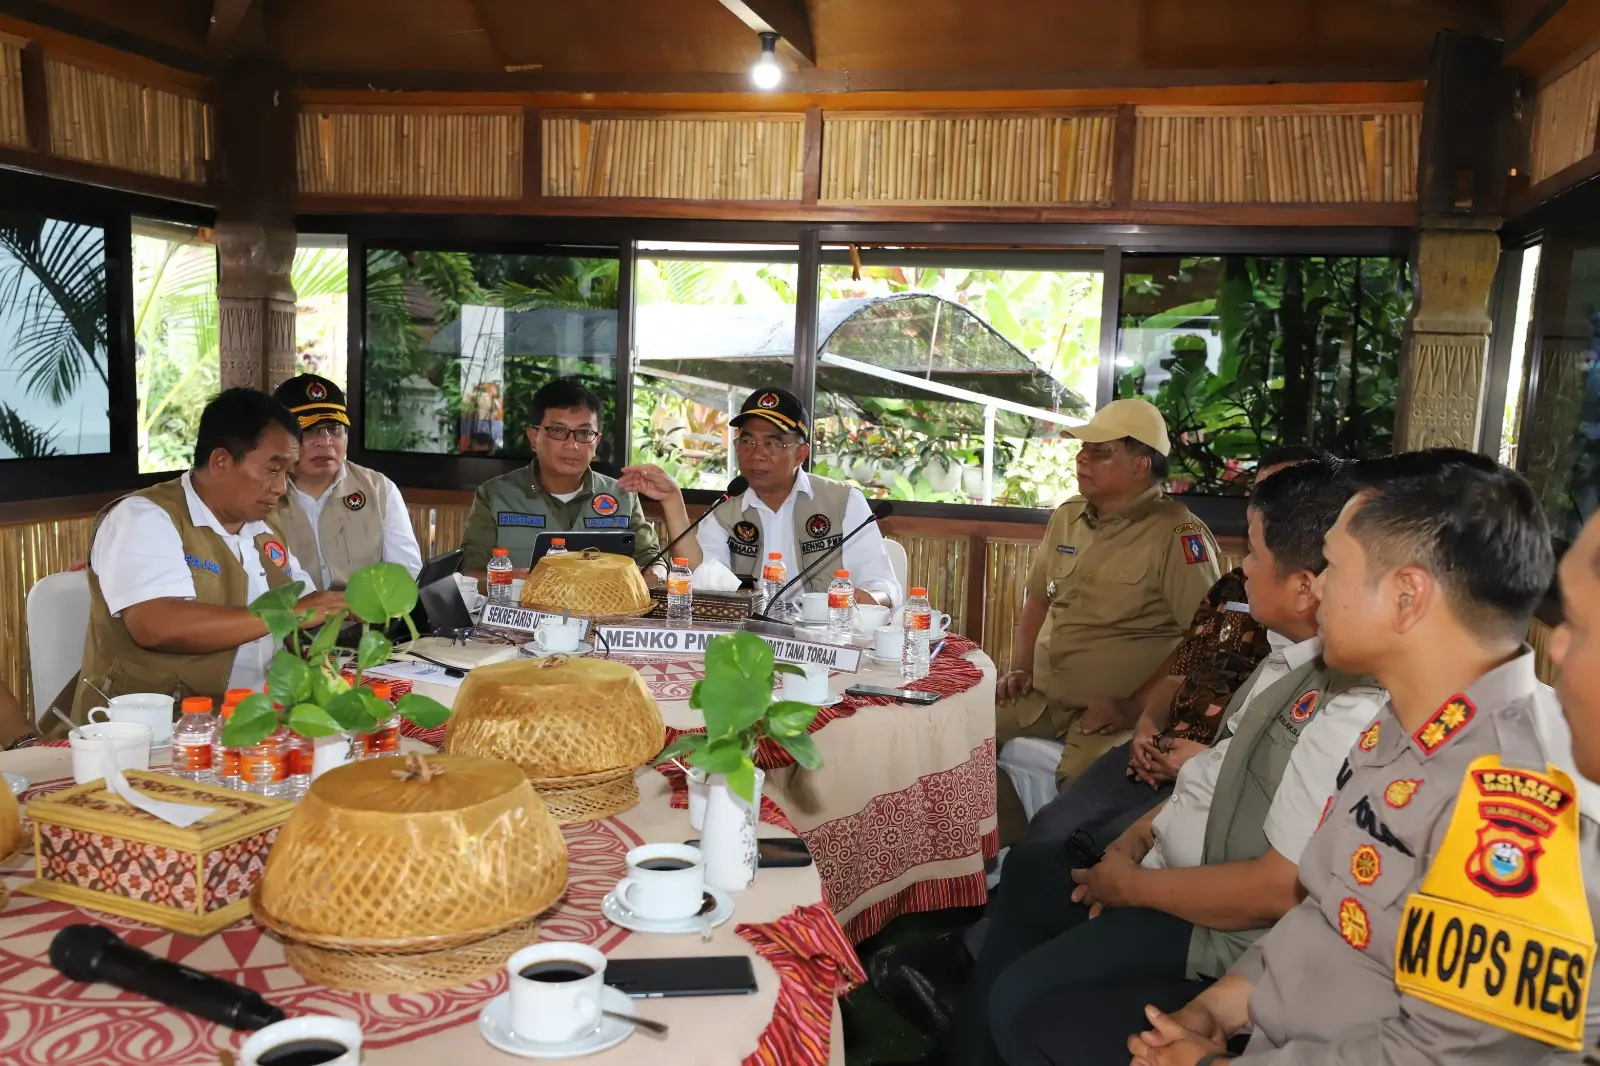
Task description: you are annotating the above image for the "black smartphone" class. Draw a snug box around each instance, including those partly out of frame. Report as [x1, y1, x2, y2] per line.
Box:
[845, 683, 941, 705]
[685, 837, 813, 868]
[603, 955, 758, 998]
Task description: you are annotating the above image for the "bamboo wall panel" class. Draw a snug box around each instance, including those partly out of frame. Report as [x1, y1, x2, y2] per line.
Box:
[0, 37, 23, 150]
[45, 59, 210, 184]
[886, 533, 972, 637]
[1529, 47, 1600, 184]
[297, 109, 521, 198]
[406, 503, 472, 560]
[1, 516, 95, 718]
[1134, 106, 1420, 203]
[819, 112, 1116, 205]
[542, 113, 804, 200]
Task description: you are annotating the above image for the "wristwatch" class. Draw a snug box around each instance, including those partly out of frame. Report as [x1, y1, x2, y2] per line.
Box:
[4, 732, 41, 750]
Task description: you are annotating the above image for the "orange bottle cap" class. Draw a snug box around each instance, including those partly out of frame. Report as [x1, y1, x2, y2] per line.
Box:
[910, 587, 927, 596]
[834, 570, 850, 578]
[224, 688, 253, 703]
[181, 696, 213, 714]
[768, 552, 782, 560]
[368, 681, 393, 701]
[492, 547, 509, 556]
[673, 557, 688, 566]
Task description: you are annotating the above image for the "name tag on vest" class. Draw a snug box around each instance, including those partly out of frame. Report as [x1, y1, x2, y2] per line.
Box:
[498, 512, 545, 528]
[799, 535, 844, 555]
[584, 516, 629, 529]
[185, 553, 221, 576]
[728, 538, 760, 558]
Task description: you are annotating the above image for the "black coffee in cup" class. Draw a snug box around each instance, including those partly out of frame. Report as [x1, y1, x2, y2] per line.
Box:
[256, 1039, 349, 1066]
[519, 960, 596, 982]
[636, 858, 694, 872]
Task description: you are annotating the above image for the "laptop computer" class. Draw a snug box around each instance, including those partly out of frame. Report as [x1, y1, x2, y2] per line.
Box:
[335, 549, 468, 646]
[528, 531, 636, 569]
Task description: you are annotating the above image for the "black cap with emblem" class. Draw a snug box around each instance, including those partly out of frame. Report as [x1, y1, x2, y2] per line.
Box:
[272, 374, 349, 430]
[729, 387, 809, 441]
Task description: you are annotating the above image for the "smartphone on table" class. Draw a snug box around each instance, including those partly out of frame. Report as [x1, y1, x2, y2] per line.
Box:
[604, 955, 758, 998]
[684, 837, 812, 868]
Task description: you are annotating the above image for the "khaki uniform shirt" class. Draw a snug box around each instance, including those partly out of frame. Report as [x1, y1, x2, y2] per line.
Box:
[459, 462, 660, 571]
[1233, 650, 1600, 1064]
[1024, 487, 1221, 711]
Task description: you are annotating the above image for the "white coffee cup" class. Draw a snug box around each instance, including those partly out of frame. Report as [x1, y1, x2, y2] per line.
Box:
[510, 577, 526, 603]
[896, 608, 952, 639]
[853, 603, 891, 634]
[239, 1015, 363, 1066]
[873, 625, 902, 661]
[454, 573, 485, 613]
[87, 692, 175, 747]
[506, 942, 607, 1044]
[799, 591, 830, 623]
[69, 722, 153, 785]
[780, 663, 830, 704]
[616, 842, 706, 921]
[535, 618, 584, 654]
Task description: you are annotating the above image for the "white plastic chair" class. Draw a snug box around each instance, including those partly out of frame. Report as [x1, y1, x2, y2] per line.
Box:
[26, 570, 90, 724]
[883, 538, 908, 594]
[997, 736, 1067, 821]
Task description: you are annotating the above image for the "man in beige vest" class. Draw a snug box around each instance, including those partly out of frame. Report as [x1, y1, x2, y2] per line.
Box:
[271, 374, 422, 590]
[53, 389, 344, 730]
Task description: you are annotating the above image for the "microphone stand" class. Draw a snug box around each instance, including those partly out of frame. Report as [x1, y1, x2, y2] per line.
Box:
[750, 512, 887, 623]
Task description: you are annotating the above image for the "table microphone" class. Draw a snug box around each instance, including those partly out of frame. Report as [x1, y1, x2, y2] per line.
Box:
[639, 475, 749, 572]
[752, 500, 893, 621]
[50, 924, 286, 1030]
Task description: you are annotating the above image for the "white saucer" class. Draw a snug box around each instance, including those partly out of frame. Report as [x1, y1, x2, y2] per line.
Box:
[868, 652, 900, 667]
[602, 885, 733, 935]
[817, 692, 843, 708]
[478, 986, 635, 1059]
[4, 771, 27, 795]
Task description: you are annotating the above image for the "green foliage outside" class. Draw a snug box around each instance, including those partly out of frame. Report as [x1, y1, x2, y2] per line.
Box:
[1117, 255, 1411, 495]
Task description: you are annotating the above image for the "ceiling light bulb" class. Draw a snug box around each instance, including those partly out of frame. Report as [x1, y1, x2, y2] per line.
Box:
[751, 32, 782, 90]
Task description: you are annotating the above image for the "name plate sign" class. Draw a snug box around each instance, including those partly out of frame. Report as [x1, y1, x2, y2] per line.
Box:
[589, 624, 862, 673]
[480, 605, 590, 637]
[755, 634, 862, 674]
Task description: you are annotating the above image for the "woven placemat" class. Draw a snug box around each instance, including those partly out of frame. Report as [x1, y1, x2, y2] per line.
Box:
[280, 915, 543, 993]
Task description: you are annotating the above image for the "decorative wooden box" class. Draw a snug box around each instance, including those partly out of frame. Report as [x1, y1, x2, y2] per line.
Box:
[21, 771, 294, 936]
[647, 587, 754, 624]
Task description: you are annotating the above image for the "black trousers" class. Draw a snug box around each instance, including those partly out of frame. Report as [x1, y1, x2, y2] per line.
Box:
[943, 841, 1204, 1066]
[1025, 740, 1174, 844]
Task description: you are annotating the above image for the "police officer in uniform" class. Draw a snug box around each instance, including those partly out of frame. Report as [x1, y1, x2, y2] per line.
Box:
[1125, 450, 1600, 1066]
[460, 378, 693, 583]
[671, 387, 902, 610]
[995, 399, 1221, 845]
[271, 374, 422, 590]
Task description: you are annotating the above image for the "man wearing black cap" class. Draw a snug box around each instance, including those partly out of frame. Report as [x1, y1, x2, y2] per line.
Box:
[683, 387, 902, 609]
[272, 373, 422, 590]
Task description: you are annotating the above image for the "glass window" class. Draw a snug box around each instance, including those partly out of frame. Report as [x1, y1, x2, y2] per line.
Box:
[813, 252, 1101, 508]
[1116, 254, 1411, 495]
[132, 218, 217, 472]
[1499, 245, 1540, 470]
[293, 236, 349, 387]
[363, 248, 620, 459]
[0, 211, 110, 460]
[631, 243, 799, 490]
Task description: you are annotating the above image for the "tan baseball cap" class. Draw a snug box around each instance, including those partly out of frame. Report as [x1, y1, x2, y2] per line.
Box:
[1063, 398, 1171, 456]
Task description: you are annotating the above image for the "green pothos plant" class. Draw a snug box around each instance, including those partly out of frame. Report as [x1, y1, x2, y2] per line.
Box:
[219, 561, 452, 748]
[654, 631, 822, 803]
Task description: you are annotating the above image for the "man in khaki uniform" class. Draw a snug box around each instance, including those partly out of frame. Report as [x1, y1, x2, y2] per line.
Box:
[996, 399, 1221, 844]
[1126, 450, 1600, 1066]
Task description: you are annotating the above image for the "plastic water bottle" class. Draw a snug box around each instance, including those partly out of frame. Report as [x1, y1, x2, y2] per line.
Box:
[361, 682, 402, 759]
[284, 731, 314, 799]
[242, 729, 291, 799]
[214, 688, 253, 790]
[827, 570, 854, 641]
[666, 557, 694, 624]
[547, 537, 568, 556]
[487, 547, 514, 606]
[901, 586, 932, 681]
[758, 552, 786, 615]
[169, 697, 216, 783]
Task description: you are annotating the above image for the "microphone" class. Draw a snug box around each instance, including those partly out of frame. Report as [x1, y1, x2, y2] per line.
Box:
[50, 924, 285, 1030]
[754, 500, 894, 620]
[640, 476, 749, 572]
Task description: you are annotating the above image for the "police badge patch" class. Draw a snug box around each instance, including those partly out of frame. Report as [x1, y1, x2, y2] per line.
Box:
[733, 521, 759, 543]
[343, 491, 367, 511]
[806, 514, 830, 538]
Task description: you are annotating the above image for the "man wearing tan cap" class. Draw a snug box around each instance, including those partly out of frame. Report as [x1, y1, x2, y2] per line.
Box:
[994, 398, 1220, 845]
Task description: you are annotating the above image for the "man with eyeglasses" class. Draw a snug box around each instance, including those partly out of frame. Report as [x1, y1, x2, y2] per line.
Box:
[272, 374, 422, 590]
[461, 377, 687, 583]
[671, 387, 902, 609]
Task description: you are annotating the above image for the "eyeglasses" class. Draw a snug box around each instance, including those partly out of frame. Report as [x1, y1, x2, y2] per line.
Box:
[538, 425, 601, 443]
[734, 435, 804, 455]
[304, 424, 347, 441]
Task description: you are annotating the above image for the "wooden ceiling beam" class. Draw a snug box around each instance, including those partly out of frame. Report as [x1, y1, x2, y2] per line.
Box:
[1370, 0, 1498, 32]
[1505, 0, 1600, 77]
[712, 0, 816, 68]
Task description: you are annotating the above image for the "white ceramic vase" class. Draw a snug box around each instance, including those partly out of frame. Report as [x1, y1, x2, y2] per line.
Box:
[961, 465, 986, 499]
[925, 459, 963, 494]
[311, 732, 359, 779]
[701, 766, 765, 893]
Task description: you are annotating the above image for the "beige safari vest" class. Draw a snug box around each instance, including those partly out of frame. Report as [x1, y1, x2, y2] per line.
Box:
[1186, 655, 1373, 978]
[58, 478, 296, 729]
[709, 473, 854, 594]
[1023, 487, 1221, 723]
[274, 461, 389, 590]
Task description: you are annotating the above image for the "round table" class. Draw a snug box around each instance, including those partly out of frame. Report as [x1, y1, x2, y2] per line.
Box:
[0, 746, 846, 1066]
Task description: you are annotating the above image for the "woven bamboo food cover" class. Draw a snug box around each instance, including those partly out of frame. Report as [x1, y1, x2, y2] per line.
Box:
[0, 777, 21, 862]
[445, 657, 666, 780]
[254, 754, 566, 947]
[520, 547, 653, 617]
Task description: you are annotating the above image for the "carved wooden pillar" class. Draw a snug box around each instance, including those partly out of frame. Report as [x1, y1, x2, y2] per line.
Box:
[213, 53, 298, 392]
[1394, 224, 1501, 450]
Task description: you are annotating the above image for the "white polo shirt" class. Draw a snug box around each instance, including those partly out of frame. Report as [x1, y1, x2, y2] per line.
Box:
[1143, 633, 1388, 871]
[694, 470, 903, 609]
[288, 466, 422, 590]
[89, 472, 306, 693]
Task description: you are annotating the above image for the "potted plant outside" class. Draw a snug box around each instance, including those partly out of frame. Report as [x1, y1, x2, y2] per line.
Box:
[917, 434, 965, 494]
[219, 562, 453, 774]
[655, 632, 821, 891]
